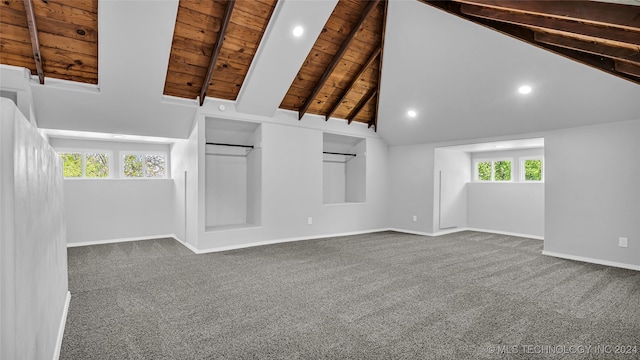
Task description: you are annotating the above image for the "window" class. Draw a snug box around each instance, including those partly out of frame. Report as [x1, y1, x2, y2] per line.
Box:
[58, 151, 111, 178]
[474, 159, 512, 182]
[521, 158, 544, 182]
[121, 153, 167, 178]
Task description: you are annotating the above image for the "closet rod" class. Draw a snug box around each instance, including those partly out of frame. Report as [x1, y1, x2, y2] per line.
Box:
[323, 151, 356, 157]
[206, 142, 254, 149]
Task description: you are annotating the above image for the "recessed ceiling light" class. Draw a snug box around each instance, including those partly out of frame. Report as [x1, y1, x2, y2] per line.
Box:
[292, 26, 304, 37]
[407, 110, 417, 118]
[518, 85, 532, 95]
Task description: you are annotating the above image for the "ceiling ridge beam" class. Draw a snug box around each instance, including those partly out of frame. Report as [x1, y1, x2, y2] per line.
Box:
[325, 46, 380, 121]
[298, 0, 380, 120]
[373, 0, 388, 132]
[22, 0, 44, 84]
[199, 0, 235, 107]
[347, 87, 376, 124]
[534, 31, 640, 65]
[460, 3, 640, 47]
[454, 0, 640, 31]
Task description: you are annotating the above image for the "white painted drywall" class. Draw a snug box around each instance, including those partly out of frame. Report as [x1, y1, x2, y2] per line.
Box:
[184, 107, 389, 251]
[0, 98, 68, 360]
[47, 138, 175, 244]
[545, 119, 640, 267]
[467, 183, 544, 238]
[434, 149, 470, 230]
[388, 144, 436, 233]
[205, 150, 248, 227]
[346, 139, 366, 203]
[170, 122, 200, 246]
[467, 148, 545, 237]
[62, 179, 174, 244]
[323, 160, 346, 204]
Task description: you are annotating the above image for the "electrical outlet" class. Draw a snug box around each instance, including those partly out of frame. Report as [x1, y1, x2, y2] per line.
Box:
[413, 215, 417, 222]
[619, 237, 628, 248]
[307, 217, 313, 225]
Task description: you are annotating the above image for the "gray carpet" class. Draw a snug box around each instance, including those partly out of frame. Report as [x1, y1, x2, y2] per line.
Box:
[61, 231, 640, 359]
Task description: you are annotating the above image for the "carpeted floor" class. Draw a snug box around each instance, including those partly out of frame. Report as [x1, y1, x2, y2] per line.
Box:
[61, 231, 640, 359]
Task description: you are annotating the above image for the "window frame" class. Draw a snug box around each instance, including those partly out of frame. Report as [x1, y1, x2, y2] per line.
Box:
[520, 157, 545, 183]
[58, 149, 113, 179]
[119, 151, 168, 179]
[473, 158, 514, 183]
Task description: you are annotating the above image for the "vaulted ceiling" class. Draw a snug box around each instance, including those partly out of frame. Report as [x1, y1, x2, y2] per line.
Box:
[1, 0, 639, 142]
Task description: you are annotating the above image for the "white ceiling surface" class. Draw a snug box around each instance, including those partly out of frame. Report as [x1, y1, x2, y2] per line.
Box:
[32, 0, 196, 139]
[439, 138, 544, 153]
[377, 0, 640, 146]
[234, 0, 338, 117]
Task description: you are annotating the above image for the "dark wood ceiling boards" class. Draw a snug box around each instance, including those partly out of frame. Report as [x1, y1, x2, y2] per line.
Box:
[0, 0, 98, 84]
[421, 0, 640, 86]
[280, 0, 387, 127]
[163, 0, 277, 102]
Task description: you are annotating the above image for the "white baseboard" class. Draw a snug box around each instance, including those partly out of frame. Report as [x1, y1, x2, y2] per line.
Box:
[53, 291, 71, 360]
[542, 250, 640, 271]
[388, 227, 543, 240]
[466, 227, 544, 240]
[189, 228, 390, 254]
[66, 234, 176, 248]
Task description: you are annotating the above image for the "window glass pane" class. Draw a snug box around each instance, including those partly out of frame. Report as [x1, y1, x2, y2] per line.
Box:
[123, 154, 144, 177]
[85, 153, 109, 178]
[59, 153, 82, 178]
[145, 155, 166, 178]
[477, 161, 492, 181]
[494, 160, 511, 181]
[524, 159, 543, 181]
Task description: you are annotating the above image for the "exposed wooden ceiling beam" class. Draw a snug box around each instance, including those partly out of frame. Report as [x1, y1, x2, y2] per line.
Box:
[534, 31, 640, 65]
[373, 0, 388, 132]
[615, 60, 640, 78]
[199, 0, 235, 106]
[455, 0, 640, 31]
[22, 0, 44, 84]
[347, 87, 376, 124]
[419, 0, 640, 85]
[324, 47, 380, 122]
[298, 0, 380, 120]
[460, 3, 640, 47]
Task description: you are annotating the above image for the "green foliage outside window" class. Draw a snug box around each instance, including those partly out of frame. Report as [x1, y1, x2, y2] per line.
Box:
[145, 155, 166, 178]
[123, 154, 144, 177]
[524, 159, 543, 181]
[59, 153, 82, 177]
[85, 153, 109, 178]
[494, 161, 511, 181]
[478, 161, 492, 181]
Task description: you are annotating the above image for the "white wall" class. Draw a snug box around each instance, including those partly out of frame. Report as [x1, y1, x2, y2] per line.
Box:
[467, 183, 544, 238]
[323, 159, 346, 203]
[434, 149, 470, 231]
[205, 149, 248, 227]
[1, 98, 68, 360]
[170, 123, 199, 246]
[49, 138, 175, 244]
[389, 144, 436, 233]
[467, 148, 545, 238]
[545, 119, 640, 268]
[184, 106, 389, 251]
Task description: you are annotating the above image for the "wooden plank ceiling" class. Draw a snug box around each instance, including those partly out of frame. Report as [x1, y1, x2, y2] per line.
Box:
[163, 0, 277, 103]
[0, 0, 98, 84]
[164, 0, 388, 129]
[420, 0, 640, 85]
